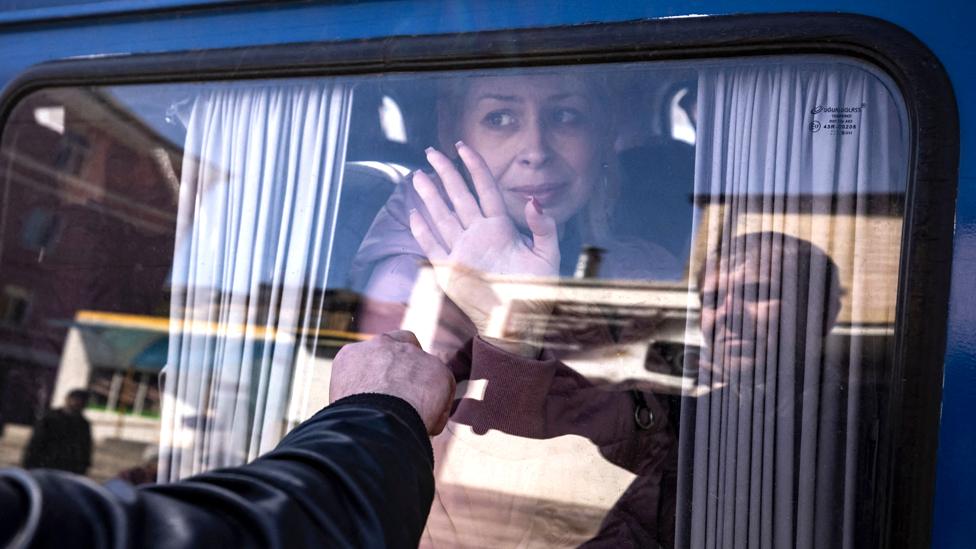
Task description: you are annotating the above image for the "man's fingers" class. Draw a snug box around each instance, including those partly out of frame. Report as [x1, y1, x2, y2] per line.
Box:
[429, 405, 450, 436]
[376, 332, 456, 436]
[381, 330, 422, 348]
[427, 363, 456, 436]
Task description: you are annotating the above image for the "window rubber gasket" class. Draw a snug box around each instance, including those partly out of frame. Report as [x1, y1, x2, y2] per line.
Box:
[0, 12, 958, 549]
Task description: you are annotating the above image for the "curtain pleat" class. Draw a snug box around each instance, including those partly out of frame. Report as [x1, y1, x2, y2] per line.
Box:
[158, 82, 352, 481]
[676, 59, 907, 549]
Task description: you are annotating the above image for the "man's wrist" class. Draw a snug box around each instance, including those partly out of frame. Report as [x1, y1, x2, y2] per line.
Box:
[330, 393, 425, 431]
[325, 393, 434, 463]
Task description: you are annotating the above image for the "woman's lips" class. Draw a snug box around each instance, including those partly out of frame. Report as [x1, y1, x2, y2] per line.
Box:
[508, 182, 568, 207]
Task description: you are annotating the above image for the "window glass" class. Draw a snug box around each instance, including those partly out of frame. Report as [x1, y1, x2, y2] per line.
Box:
[0, 56, 908, 547]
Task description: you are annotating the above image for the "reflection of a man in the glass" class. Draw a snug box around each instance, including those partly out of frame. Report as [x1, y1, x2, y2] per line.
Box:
[697, 232, 842, 386]
[700, 253, 783, 377]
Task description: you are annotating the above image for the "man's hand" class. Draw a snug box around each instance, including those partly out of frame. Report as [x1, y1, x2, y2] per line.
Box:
[330, 331, 456, 436]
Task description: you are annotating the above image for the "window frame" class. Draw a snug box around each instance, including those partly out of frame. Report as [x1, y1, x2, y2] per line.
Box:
[0, 12, 958, 549]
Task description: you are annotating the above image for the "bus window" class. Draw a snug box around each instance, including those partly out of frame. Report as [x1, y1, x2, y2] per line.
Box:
[0, 55, 908, 547]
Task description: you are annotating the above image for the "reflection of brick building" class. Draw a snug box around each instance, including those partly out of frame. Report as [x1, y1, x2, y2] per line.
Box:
[0, 89, 180, 425]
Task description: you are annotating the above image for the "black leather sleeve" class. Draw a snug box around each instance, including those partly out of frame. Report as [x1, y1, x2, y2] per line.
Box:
[0, 393, 434, 549]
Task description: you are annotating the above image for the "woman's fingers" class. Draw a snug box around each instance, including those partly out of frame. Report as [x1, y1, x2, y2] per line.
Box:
[524, 198, 560, 264]
[408, 209, 448, 262]
[456, 141, 507, 217]
[425, 147, 482, 227]
[412, 170, 462, 249]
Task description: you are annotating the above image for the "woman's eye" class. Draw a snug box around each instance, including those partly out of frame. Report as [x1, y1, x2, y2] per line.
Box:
[483, 111, 516, 128]
[551, 108, 584, 126]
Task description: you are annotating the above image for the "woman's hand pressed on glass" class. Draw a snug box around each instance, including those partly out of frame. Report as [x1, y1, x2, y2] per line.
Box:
[408, 142, 559, 355]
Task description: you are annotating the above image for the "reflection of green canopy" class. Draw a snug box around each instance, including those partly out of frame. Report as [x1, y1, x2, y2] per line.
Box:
[132, 335, 169, 371]
[73, 311, 168, 373]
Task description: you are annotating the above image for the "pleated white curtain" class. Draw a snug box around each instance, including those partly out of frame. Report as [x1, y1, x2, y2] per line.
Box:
[675, 59, 907, 549]
[158, 82, 352, 481]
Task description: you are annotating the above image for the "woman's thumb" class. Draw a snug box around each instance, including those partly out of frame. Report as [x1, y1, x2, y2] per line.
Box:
[524, 198, 559, 262]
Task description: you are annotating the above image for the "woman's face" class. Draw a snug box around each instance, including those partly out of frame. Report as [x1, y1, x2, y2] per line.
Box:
[454, 74, 604, 228]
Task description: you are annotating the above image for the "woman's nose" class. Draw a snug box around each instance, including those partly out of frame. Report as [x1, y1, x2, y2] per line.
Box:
[515, 119, 552, 167]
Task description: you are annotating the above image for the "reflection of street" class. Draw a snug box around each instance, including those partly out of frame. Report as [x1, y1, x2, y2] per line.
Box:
[0, 86, 178, 443]
[0, 416, 154, 482]
[426, 422, 637, 547]
[8, 311, 166, 481]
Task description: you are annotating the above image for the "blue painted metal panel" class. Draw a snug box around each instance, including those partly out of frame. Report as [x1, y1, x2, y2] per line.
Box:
[0, 0, 972, 544]
[0, 0, 246, 24]
[934, 188, 976, 549]
[0, 1, 969, 180]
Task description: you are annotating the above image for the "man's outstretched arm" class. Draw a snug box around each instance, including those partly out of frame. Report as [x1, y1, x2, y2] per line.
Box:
[0, 331, 455, 549]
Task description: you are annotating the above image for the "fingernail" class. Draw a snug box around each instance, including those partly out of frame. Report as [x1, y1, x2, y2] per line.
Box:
[409, 208, 418, 217]
[425, 146, 435, 155]
[530, 197, 543, 214]
[455, 140, 465, 150]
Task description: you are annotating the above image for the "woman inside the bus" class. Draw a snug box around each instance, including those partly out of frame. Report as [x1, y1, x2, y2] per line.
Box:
[350, 71, 678, 547]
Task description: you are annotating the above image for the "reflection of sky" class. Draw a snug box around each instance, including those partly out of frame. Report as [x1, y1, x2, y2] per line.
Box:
[105, 83, 197, 149]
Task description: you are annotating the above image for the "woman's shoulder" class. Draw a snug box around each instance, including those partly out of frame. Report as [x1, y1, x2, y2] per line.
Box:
[348, 176, 425, 285]
[601, 236, 684, 281]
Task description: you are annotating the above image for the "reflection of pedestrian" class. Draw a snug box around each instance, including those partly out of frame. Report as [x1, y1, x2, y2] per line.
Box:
[0, 331, 453, 548]
[22, 389, 92, 475]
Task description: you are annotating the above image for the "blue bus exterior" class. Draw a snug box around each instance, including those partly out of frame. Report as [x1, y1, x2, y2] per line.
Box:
[0, 1, 970, 546]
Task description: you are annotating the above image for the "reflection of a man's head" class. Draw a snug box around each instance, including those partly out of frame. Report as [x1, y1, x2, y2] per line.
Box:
[697, 231, 842, 383]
